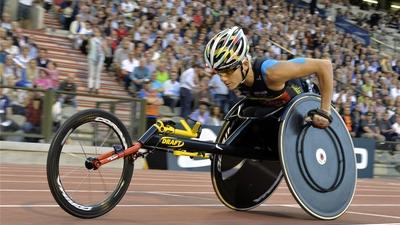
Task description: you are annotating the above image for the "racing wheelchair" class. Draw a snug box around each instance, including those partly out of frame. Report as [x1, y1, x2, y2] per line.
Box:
[46, 93, 357, 220]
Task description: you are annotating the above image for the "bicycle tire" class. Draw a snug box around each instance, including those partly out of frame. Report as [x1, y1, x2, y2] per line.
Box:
[47, 109, 134, 218]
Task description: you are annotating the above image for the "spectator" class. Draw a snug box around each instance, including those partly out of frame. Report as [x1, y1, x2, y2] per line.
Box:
[68, 14, 86, 49]
[0, 88, 10, 122]
[393, 60, 400, 74]
[104, 36, 114, 72]
[209, 73, 229, 114]
[38, 61, 59, 88]
[342, 106, 356, 137]
[87, 27, 105, 94]
[391, 116, 400, 138]
[4, 37, 19, 56]
[43, 0, 53, 13]
[195, 77, 212, 110]
[1, 12, 12, 32]
[0, 89, 20, 135]
[179, 63, 200, 118]
[189, 97, 211, 124]
[9, 88, 29, 116]
[120, 0, 136, 18]
[360, 112, 386, 142]
[36, 49, 50, 68]
[78, 21, 93, 54]
[149, 71, 164, 94]
[390, 80, 400, 99]
[17, 0, 34, 28]
[58, 73, 77, 108]
[379, 111, 397, 141]
[60, 0, 74, 30]
[113, 37, 133, 81]
[1, 55, 18, 86]
[205, 105, 223, 126]
[391, 115, 400, 151]
[13, 46, 31, 71]
[138, 80, 164, 128]
[162, 69, 180, 111]
[35, 70, 54, 90]
[15, 59, 37, 88]
[0, 38, 6, 60]
[154, 62, 169, 84]
[380, 54, 393, 74]
[125, 58, 150, 92]
[121, 50, 139, 83]
[22, 96, 42, 142]
[389, 107, 399, 125]
[116, 21, 129, 40]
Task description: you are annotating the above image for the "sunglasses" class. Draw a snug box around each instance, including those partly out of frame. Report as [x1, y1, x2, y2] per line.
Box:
[215, 63, 242, 75]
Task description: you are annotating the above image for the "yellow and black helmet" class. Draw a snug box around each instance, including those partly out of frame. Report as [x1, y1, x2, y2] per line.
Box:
[204, 26, 249, 71]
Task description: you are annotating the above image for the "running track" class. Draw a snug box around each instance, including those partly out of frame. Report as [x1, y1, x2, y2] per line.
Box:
[1, 164, 399, 225]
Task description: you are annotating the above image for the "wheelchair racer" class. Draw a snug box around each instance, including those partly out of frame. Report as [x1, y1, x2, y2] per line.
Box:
[204, 26, 333, 129]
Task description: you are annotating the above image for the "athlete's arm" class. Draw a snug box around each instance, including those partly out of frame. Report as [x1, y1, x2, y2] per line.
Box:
[263, 58, 333, 114]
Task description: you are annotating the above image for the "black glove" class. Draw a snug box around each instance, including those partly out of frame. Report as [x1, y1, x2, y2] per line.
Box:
[307, 109, 333, 124]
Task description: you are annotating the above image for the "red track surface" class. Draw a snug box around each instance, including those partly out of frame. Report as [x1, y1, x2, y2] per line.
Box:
[1, 164, 399, 225]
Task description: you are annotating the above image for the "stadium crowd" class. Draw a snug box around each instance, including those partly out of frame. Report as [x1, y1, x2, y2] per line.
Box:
[0, 0, 399, 147]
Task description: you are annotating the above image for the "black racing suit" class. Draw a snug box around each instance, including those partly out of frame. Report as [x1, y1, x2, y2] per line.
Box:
[239, 57, 307, 109]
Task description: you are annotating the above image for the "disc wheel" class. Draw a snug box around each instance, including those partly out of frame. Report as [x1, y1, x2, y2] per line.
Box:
[211, 118, 283, 210]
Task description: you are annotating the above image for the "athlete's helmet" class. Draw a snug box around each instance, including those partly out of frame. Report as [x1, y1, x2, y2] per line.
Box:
[204, 26, 249, 71]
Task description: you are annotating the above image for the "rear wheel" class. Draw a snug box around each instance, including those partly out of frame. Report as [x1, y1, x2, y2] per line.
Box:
[211, 118, 283, 210]
[47, 109, 134, 218]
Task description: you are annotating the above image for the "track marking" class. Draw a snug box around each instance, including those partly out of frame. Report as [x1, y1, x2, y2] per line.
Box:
[345, 224, 400, 225]
[0, 181, 211, 187]
[347, 211, 400, 220]
[0, 204, 293, 208]
[1, 189, 399, 198]
[284, 205, 400, 220]
[0, 174, 211, 182]
[1, 204, 400, 207]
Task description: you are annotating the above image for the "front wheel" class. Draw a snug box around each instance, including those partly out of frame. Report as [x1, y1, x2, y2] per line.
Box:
[47, 109, 134, 218]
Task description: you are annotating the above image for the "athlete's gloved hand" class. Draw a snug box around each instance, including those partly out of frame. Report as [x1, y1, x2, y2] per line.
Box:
[306, 109, 332, 129]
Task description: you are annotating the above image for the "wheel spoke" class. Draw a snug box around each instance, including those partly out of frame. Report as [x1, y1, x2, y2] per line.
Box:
[93, 122, 98, 156]
[99, 128, 114, 148]
[47, 110, 133, 218]
[96, 170, 109, 195]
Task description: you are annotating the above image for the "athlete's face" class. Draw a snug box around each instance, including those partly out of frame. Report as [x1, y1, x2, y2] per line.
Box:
[217, 60, 250, 90]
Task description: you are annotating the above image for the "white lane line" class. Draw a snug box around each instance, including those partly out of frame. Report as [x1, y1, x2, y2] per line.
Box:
[2, 205, 400, 222]
[357, 186, 400, 190]
[284, 205, 400, 220]
[357, 189, 400, 192]
[0, 204, 296, 208]
[0, 189, 217, 193]
[346, 224, 400, 225]
[0, 174, 211, 182]
[1, 203, 400, 207]
[0, 189, 400, 198]
[347, 211, 400, 220]
[0, 181, 211, 187]
[350, 204, 400, 207]
[0, 169, 209, 178]
[1, 179, 398, 191]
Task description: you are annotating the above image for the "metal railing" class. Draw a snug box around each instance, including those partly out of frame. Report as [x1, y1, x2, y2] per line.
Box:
[0, 86, 146, 143]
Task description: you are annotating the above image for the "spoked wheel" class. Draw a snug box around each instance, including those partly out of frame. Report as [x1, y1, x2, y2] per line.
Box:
[211, 118, 283, 210]
[47, 109, 134, 218]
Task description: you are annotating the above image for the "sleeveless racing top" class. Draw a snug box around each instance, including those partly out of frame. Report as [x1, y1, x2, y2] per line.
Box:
[239, 57, 306, 108]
